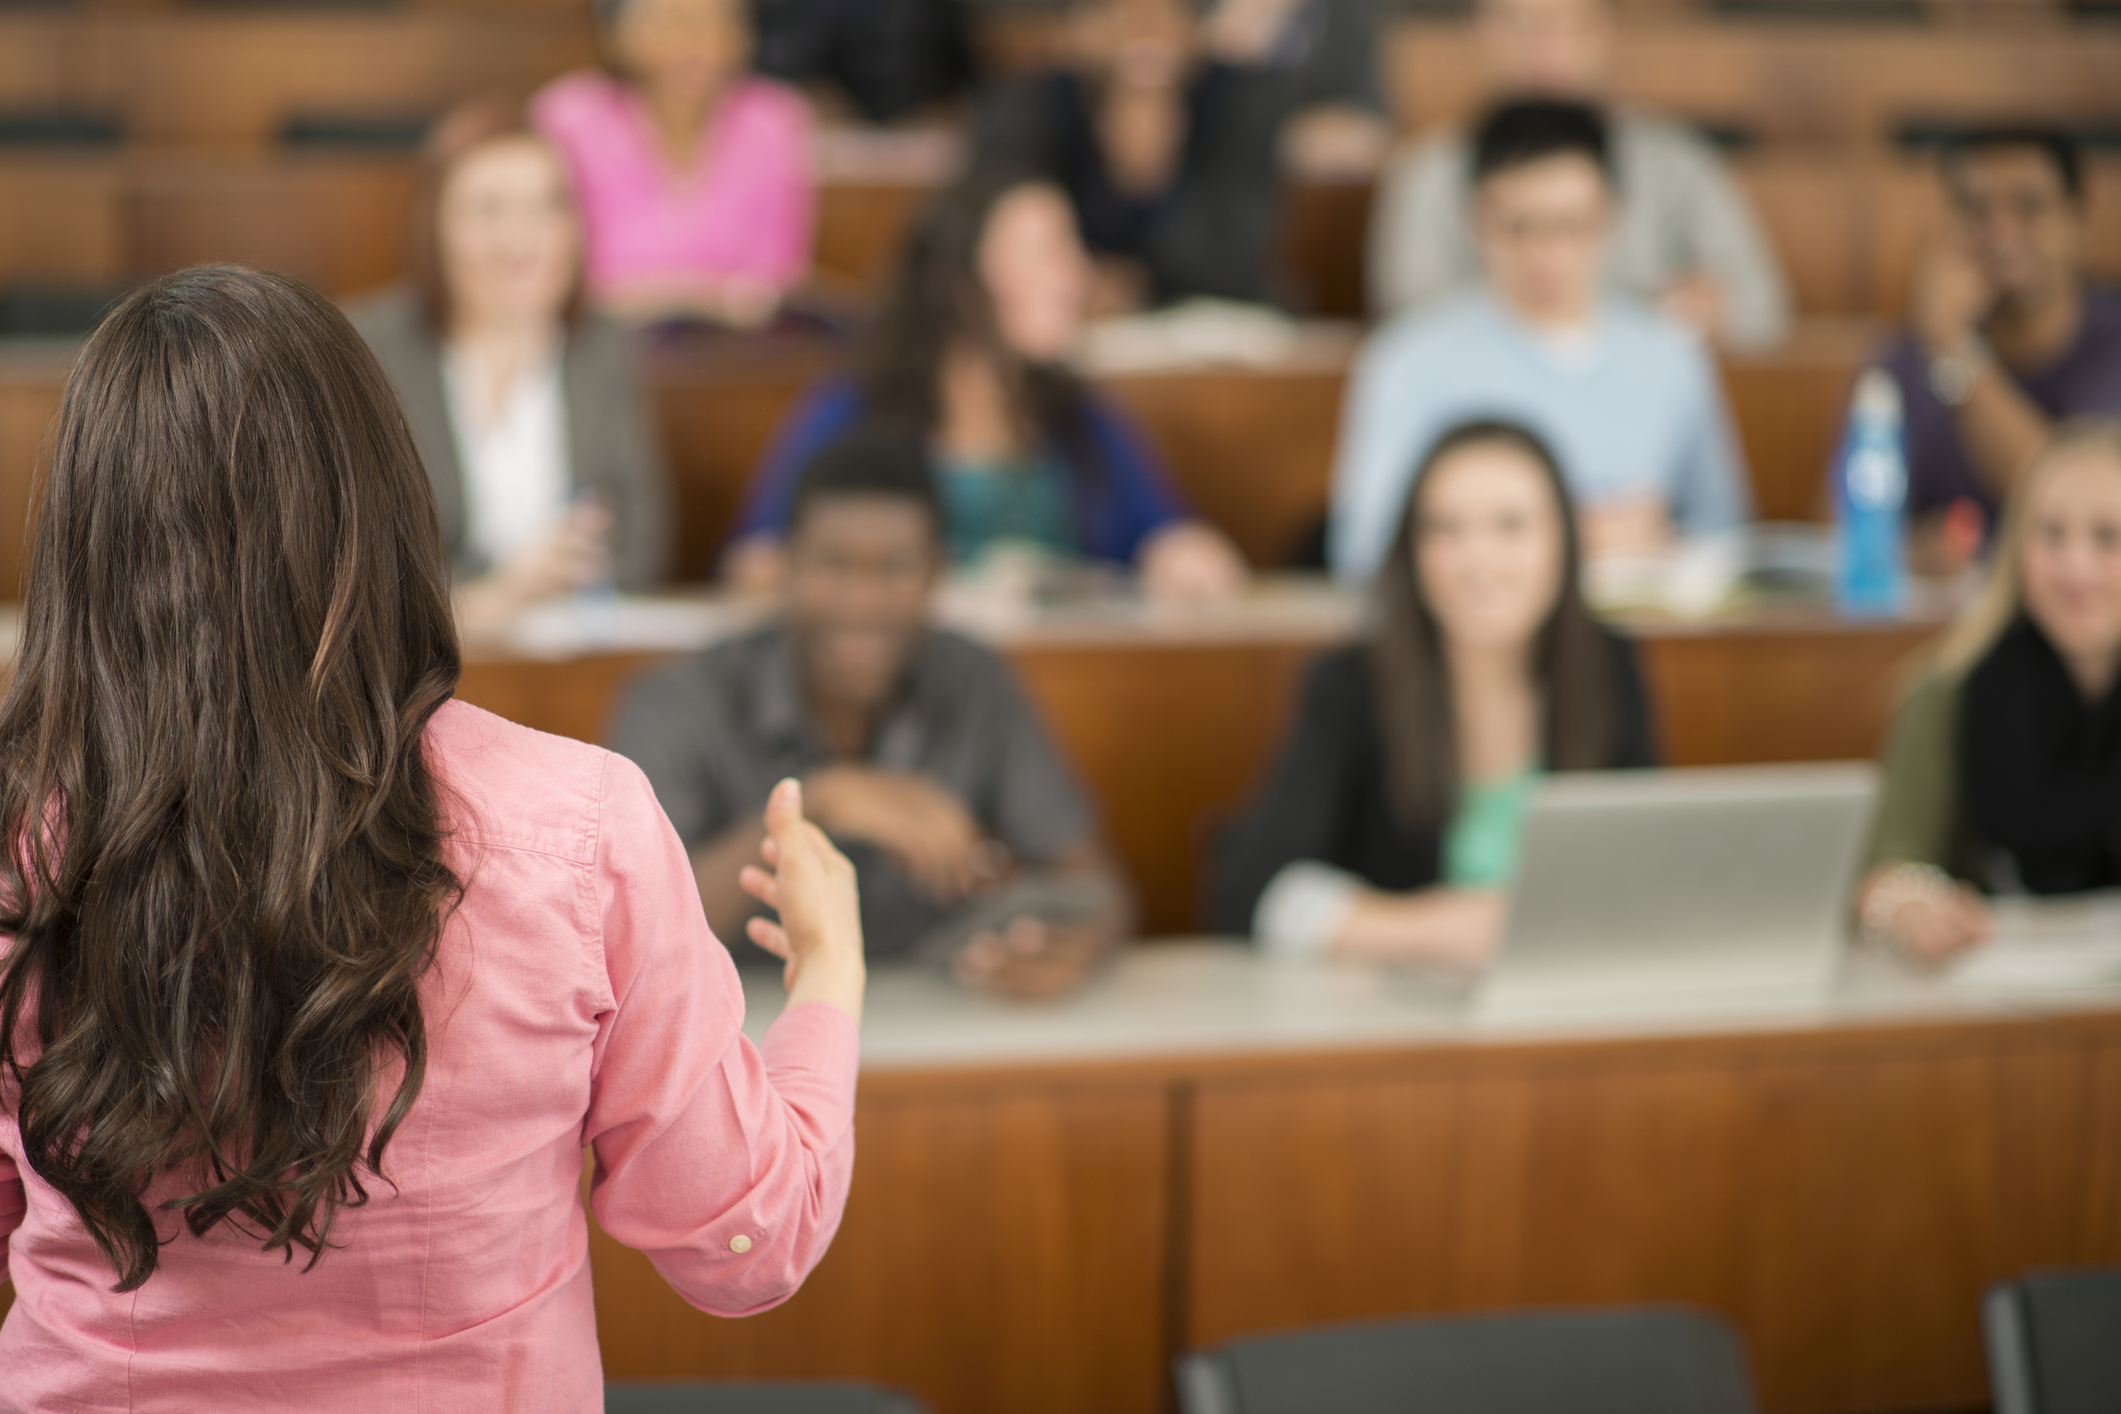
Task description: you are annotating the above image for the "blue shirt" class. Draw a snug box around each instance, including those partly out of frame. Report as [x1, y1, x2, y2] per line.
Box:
[733, 377, 1192, 567]
[1327, 292, 1753, 582]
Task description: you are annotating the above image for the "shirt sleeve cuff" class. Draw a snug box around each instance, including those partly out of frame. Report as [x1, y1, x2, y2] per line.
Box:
[1253, 861, 1364, 960]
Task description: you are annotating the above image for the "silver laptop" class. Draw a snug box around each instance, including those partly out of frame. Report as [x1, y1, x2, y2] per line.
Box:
[1476, 763, 1878, 1022]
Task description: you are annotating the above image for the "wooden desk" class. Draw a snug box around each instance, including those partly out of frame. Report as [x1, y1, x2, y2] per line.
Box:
[458, 584, 1939, 934]
[588, 943, 2121, 1414]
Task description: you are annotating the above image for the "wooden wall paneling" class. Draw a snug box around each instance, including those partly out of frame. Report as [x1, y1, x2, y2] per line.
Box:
[0, 370, 57, 601]
[1184, 1021, 2121, 1414]
[457, 650, 666, 746]
[1279, 179, 1374, 319]
[812, 182, 926, 292]
[647, 345, 827, 577]
[0, 157, 128, 286]
[1718, 318, 1875, 521]
[1100, 358, 1347, 568]
[590, 1078, 1173, 1414]
[0, 16, 92, 114]
[127, 154, 418, 299]
[104, 16, 595, 146]
[1382, 21, 2121, 141]
[1008, 639, 1320, 934]
[1637, 620, 1935, 766]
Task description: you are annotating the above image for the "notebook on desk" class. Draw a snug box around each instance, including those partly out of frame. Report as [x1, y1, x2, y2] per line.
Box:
[1476, 763, 1878, 1023]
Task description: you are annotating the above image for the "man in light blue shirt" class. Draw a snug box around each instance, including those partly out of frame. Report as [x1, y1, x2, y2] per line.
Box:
[1331, 99, 1751, 582]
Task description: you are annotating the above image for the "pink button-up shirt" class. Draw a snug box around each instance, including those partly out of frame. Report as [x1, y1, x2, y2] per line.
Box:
[532, 71, 815, 299]
[0, 699, 858, 1413]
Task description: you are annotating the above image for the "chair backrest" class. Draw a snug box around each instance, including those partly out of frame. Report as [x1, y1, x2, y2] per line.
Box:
[603, 1381, 934, 1414]
[1985, 1268, 2121, 1414]
[1175, 1306, 1758, 1414]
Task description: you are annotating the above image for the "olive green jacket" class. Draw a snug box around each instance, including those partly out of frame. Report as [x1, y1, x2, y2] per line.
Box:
[1864, 667, 1988, 882]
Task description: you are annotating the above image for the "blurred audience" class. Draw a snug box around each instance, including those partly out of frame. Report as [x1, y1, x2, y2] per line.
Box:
[1858, 420, 2121, 964]
[1882, 128, 2121, 575]
[1201, 0, 1391, 176]
[533, 0, 813, 328]
[1368, 0, 1789, 349]
[613, 430, 1133, 999]
[353, 104, 670, 645]
[753, 0, 976, 123]
[725, 171, 1247, 599]
[1218, 421, 1658, 967]
[972, 0, 1292, 310]
[1331, 100, 1750, 583]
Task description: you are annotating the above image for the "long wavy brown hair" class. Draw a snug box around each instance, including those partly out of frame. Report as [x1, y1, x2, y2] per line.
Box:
[0, 266, 463, 1291]
[1370, 419, 1619, 830]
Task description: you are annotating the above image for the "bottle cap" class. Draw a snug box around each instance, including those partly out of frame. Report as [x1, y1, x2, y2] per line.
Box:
[1854, 367, 1902, 424]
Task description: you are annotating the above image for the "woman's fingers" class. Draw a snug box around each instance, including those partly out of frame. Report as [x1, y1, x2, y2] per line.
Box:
[739, 863, 781, 912]
[747, 916, 794, 960]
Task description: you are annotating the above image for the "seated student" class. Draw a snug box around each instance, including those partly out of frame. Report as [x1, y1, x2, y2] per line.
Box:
[1368, 0, 1789, 350]
[1330, 99, 1751, 582]
[1203, 0, 1389, 178]
[353, 103, 671, 645]
[1857, 421, 2121, 964]
[1880, 128, 2121, 574]
[614, 429, 1134, 1000]
[1217, 420, 1657, 966]
[532, 0, 812, 329]
[724, 171, 1247, 598]
[971, 0, 1290, 310]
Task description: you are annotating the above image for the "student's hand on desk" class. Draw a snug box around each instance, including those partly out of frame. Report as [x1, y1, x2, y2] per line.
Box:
[803, 766, 1002, 905]
[954, 917, 1112, 1001]
[740, 779, 866, 1023]
[1140, 521, 1249, 603]
[1336, 887, 1506, 972]
[453, 503, 613, 644]
[1579, 499, 1674, 562]
[1859, 866, 1993, 966]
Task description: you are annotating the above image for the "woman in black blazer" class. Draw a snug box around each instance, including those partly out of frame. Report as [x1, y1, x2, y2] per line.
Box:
[1216, 419, 1659, 967]
[353, 102, 671, 640]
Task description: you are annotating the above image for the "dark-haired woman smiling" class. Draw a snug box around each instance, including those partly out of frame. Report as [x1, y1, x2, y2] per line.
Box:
[0, 267, 864, 1410]
[1215, 421, 1658, 965]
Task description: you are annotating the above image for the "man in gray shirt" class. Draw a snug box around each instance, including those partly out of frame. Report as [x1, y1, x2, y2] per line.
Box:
[611, 429, 1130, 999]
[1368, 0, 1790, 349]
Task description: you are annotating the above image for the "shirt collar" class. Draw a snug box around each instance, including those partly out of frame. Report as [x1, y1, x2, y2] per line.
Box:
[747, 624, 938, 768]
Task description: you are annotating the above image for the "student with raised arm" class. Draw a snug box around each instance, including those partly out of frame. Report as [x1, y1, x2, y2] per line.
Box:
[533, 0, 813, 329]
[724, 170, 1246, 601]
[1331, 100, 1751, 582]
[1878, 129, 2121, 573]
[354, 103, 672, 645]
[1369, 0, 1789, 349]
[0, 267, 864, 1411]
[617, 428, 1134, 1001]
[1218, 420, 1657, 966]
[1858, 421, 2121, 965]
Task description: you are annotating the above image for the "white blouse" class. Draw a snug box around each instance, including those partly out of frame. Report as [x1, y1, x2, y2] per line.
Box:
[442, 345, 572, 572]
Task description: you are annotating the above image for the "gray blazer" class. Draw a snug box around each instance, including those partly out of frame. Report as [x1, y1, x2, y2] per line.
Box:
[350, 288, 672, 590]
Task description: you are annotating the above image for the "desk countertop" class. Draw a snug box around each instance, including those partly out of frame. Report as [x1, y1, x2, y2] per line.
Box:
[741, 937, 2121, 1075]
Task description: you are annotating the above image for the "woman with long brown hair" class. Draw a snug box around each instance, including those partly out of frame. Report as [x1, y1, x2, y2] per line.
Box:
[0, 266, 865, 1409]
[1215, 419, 1658, 966]
[722, 168, 1246, 600]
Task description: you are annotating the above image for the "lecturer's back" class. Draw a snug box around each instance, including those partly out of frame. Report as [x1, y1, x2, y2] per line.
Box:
[0, 267, 865, 1413]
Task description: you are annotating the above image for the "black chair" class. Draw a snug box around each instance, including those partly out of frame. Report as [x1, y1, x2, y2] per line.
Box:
[603, 1381, 932, 1414]
[1985, 1267, 2121, 1414]
[1175, 1306, 1758, 1414]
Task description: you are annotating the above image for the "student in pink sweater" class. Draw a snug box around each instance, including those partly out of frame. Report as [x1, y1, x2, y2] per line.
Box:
[534, 0, 816, 329]
[0, 265, 866, 1413]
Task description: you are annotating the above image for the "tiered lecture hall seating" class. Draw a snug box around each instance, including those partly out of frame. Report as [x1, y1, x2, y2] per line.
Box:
[4, 5, 2121, 1411]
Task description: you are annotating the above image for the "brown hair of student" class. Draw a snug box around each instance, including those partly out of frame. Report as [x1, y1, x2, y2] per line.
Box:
[1368, 419, 1620, 829]
[856, 168, 1102, 481]
[0, 266, 464, 1292]
[403, 98, 586, 333]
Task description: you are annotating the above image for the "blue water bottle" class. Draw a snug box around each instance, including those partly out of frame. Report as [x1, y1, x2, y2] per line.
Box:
[1833, 368, 1908, 618]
